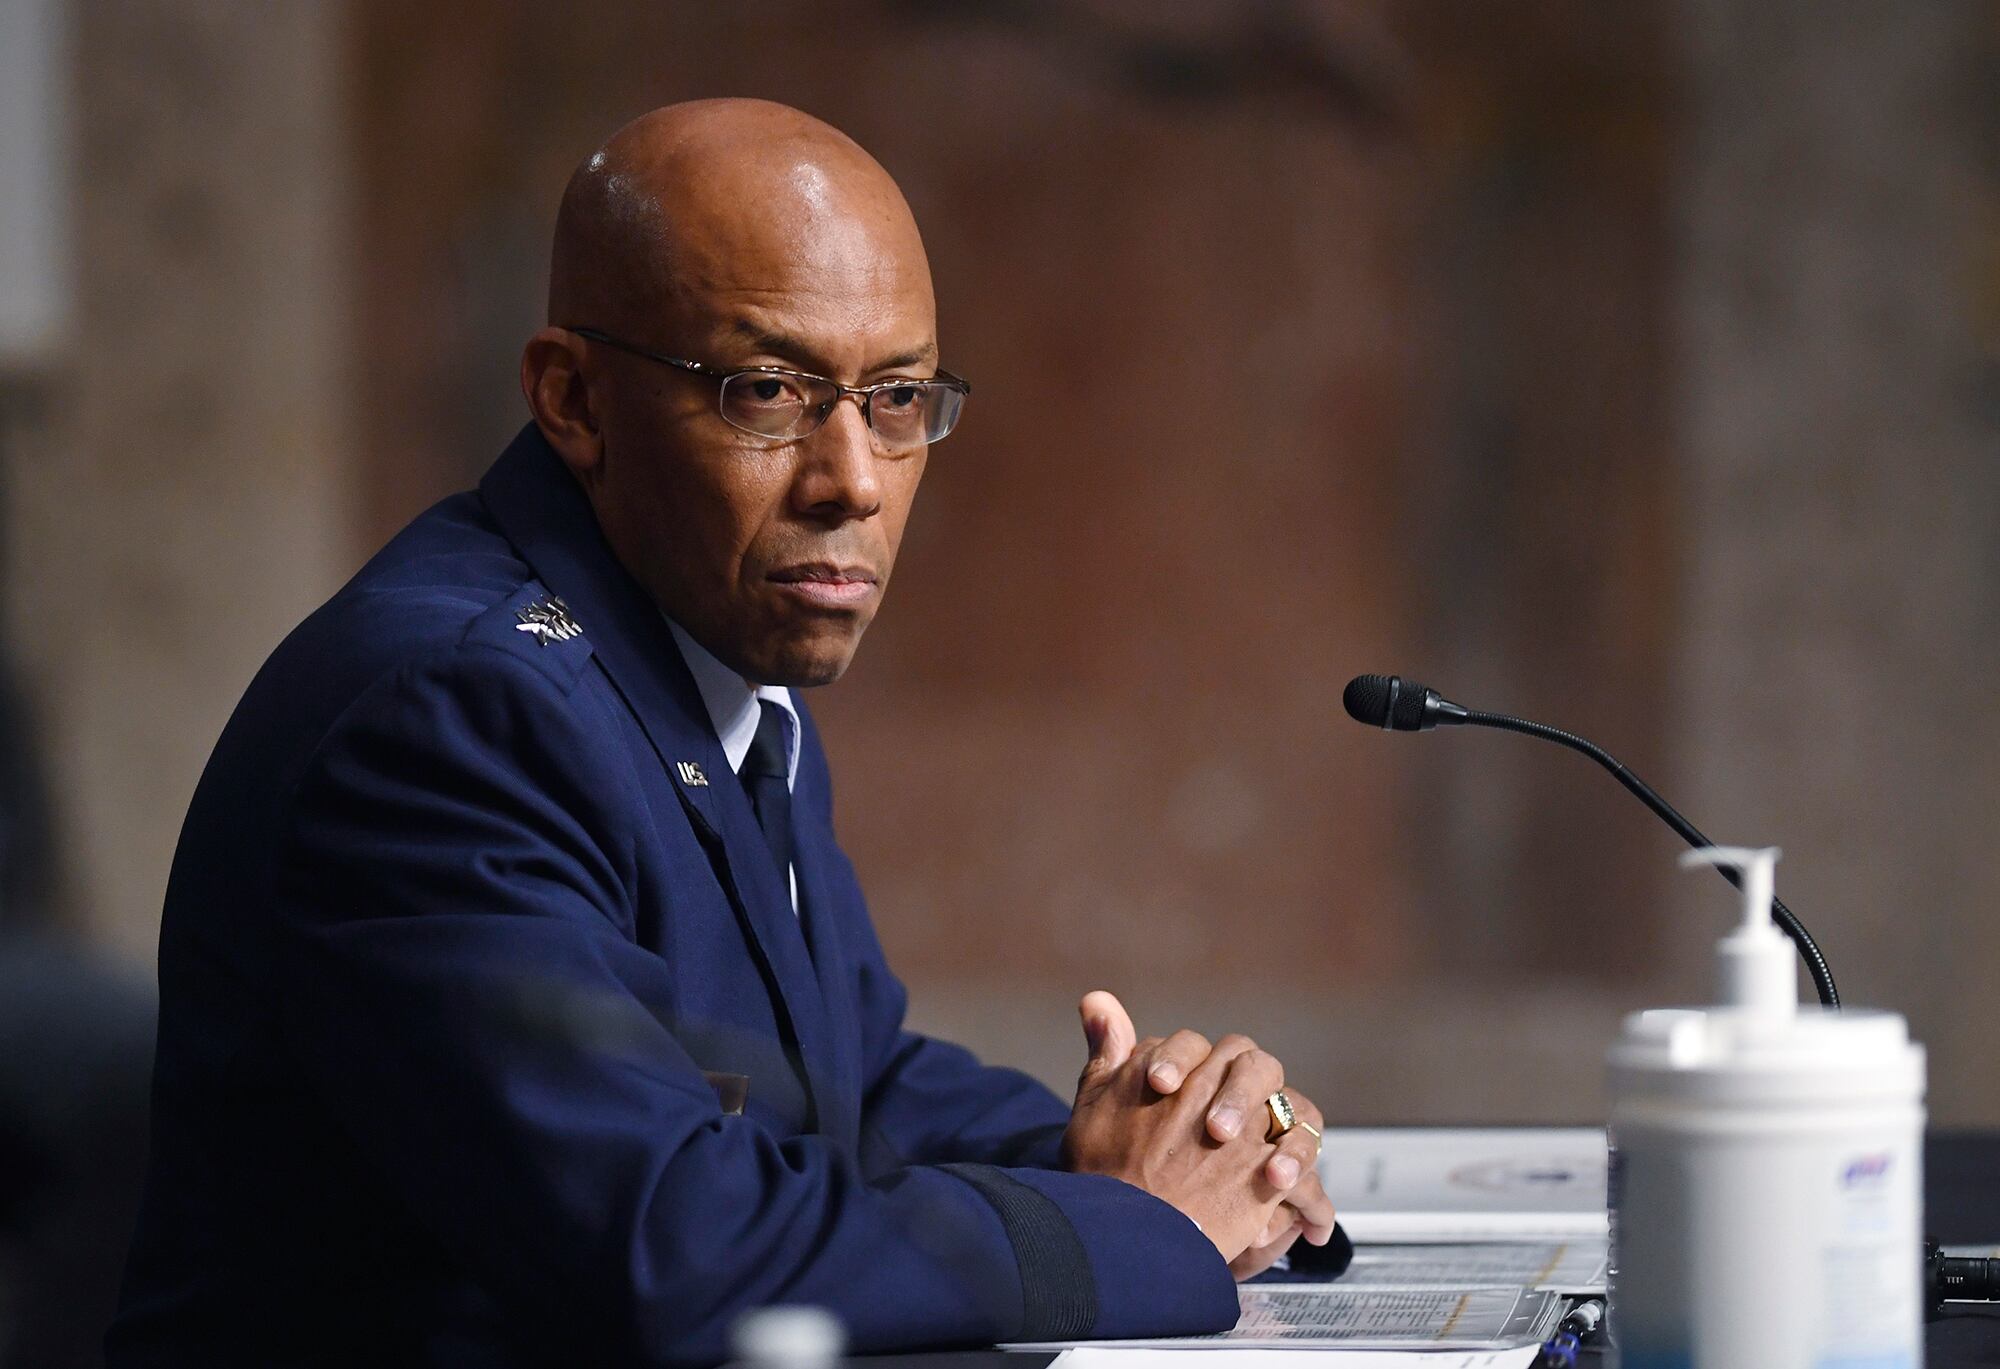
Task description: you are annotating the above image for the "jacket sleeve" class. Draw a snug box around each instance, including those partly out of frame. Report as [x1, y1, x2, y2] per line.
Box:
[269, 644, 1236, 1365]
[849, 916, 1072, 1172]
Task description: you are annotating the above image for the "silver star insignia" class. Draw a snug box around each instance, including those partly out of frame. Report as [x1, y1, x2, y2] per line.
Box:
[514, 595, 582, 647]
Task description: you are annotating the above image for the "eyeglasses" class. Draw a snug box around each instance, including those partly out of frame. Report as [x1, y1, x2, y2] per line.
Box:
[567, 327, 970, 450]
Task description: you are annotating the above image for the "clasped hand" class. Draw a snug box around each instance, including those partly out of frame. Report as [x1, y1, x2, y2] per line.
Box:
[1059, 990, 1335, 1278]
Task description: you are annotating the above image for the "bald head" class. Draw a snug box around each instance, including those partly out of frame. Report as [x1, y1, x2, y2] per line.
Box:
[548, 99, 930, 338]
[522, 100, 948, 688]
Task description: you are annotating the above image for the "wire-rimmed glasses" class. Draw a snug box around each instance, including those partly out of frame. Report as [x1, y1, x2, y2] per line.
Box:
[567, 326, 969, 451]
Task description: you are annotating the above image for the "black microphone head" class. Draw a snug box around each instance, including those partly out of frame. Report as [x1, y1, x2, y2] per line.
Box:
[1342, 674, 1433, 731]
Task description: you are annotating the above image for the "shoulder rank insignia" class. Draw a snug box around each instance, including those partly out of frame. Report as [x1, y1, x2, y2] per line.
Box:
[514, 595, 583, 647]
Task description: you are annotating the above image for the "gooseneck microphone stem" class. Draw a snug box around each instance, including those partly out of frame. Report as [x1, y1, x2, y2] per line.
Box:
[1341, 673, 1840, 1009]
[1456, 706, 1839, 1009]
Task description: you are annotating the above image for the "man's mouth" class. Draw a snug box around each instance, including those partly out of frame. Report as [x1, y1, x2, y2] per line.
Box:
[768, 563, 879, 607]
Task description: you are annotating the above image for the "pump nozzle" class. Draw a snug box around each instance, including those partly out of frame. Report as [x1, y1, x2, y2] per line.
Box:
[1681, 846, 1796, 1017]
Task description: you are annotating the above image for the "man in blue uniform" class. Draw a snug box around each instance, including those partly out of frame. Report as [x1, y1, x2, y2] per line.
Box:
[110, 100, 1335, 1366]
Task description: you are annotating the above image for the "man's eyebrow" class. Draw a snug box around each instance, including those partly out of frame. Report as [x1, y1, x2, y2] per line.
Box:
[728, 322, 939, 374]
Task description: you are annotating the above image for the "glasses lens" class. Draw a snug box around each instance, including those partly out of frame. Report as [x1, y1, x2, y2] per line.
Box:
[720, 371, 966, 446]
[869, 381, 965, 448]
[925, 384, 965, 442]
[719, 371, 832, 438]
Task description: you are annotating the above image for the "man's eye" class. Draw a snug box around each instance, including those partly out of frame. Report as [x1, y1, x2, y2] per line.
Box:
[879, 385, 920, 411]
[746, 377, 793, 404]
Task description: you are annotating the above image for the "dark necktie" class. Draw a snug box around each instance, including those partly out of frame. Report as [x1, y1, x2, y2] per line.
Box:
[738, 700, 793, 889]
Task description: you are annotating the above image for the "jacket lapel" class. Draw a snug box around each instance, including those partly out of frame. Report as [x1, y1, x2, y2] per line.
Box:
[477, 424, 842, 1135]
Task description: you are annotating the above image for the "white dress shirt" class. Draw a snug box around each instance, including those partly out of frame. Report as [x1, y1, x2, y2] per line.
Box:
[665, 619, 801, 910]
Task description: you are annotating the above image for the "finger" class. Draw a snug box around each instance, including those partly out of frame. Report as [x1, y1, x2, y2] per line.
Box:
[1268, 1090, 1334, 1241]
[1076, 990, 1137, 1091]
[1167, 1034, 1262, 1139]
[1279, 1170, 1337, 1245]
[1200, 1043, 1283, 1143]
[1142, 1028, 1213, 1095]
[1265, 1124, 1319, 1194]
[1263, 1088, 1320, 1184]
[1265, 1091, 1329, 1206]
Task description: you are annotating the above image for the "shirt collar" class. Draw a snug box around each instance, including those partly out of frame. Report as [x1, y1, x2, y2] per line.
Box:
[665, 618, 800, 789]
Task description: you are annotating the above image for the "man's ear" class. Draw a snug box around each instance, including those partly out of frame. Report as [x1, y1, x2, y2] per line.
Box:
[521, 327, 603, 478]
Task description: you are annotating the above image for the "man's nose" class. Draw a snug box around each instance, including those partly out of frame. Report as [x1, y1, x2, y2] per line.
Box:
[792, 394, 883, 522]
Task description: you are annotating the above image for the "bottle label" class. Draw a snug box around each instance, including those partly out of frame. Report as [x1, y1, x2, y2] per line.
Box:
[1607, 1111, 1920, 1368]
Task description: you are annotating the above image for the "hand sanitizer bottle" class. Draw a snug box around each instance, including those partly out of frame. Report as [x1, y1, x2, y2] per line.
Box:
[1606, 847, 1926, 1368]
[731, 1306, 845, 1369]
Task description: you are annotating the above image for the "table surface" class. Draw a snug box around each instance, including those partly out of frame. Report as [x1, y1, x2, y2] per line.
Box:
[853, 1131, 2000, 1369]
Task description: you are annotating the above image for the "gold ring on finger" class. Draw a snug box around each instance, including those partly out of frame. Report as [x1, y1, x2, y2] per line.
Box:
[1265, 1090, 1297, 1140]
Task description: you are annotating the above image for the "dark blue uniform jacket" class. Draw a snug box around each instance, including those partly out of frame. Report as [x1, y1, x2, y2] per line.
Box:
[108, 426, 1237, 1367]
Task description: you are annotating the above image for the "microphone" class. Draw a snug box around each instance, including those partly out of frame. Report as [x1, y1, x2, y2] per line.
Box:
[1341, 673, 1840, 1008]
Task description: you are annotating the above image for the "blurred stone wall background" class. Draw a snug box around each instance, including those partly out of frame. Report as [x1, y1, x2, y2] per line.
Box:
[2, 0, 1995, 1128]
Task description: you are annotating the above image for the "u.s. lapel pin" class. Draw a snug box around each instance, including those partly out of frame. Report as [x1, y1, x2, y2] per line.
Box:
[514, 595, 582, 647]
[675, 760, 709, 787]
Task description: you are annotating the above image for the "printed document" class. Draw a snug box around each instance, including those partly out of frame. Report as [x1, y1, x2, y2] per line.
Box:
[1015, 1283, 1564, 1352]
[1316, 1127, 1608, 1241]
[1335, 1238, 1607, 1293]
[1053, 1349, 1543, 1369]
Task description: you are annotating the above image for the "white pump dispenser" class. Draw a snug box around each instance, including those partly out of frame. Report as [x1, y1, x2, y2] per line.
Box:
[1607, 846, 1926, 1369]
[1682, 845, 1795, 1019]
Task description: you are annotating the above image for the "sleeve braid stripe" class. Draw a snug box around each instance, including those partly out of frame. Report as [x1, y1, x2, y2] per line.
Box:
[937, 1163, 1096, 1340]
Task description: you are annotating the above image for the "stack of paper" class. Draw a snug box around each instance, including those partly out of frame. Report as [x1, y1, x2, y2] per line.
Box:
[1022, 1281, 1564, 1353]
[1315, 1127, 1609, 1243]
[1054, 1350, 1543, 1369]
[1024, 1128, 1613, 1363]
[1335, 1239, 1607, 1295]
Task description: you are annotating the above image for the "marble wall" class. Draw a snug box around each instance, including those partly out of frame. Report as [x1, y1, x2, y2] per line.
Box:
[7, 0, 1992, 1124]
[3, 0, 353, 960]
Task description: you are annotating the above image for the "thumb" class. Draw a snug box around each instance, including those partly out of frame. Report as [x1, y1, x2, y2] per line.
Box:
[1077, 989, 1137, 1087]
